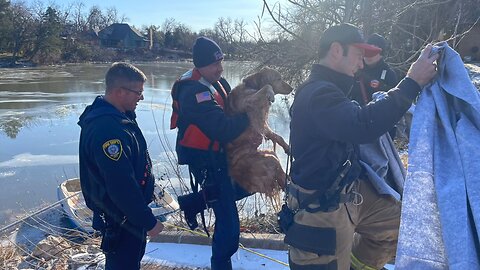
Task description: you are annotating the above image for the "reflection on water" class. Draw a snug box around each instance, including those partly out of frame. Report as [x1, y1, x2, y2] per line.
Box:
[0, 61, 290, 226]
[0, 114, 34, 139]
[0, 62, 257, 138]
[0, 64, 107, 139]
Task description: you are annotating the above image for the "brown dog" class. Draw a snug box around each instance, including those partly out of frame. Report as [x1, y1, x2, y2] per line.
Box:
[226, 67, 293, 195]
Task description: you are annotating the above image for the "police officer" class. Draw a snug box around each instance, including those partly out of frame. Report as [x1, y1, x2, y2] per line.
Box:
[170, 37, 250, 270]
[286, 24, 438, 270]
[78, 62, 164, 270]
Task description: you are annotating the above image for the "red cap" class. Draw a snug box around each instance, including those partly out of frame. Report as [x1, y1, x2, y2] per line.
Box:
[320, 23, 382, 57]
[352, 43, 382, 57]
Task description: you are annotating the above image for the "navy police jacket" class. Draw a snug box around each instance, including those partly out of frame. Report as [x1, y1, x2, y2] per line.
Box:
[78, 96, 157, 232]
[289, 64, 420, 191]
[170, 69, 249, 168]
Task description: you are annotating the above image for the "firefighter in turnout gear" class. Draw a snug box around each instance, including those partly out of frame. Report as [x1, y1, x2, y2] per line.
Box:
[286, 24, 439, 270]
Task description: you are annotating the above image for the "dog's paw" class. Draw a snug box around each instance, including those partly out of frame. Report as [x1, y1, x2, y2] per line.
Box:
[266, 86, 275, 103]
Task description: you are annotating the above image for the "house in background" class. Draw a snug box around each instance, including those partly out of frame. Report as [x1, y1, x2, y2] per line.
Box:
[80, 28, 100, 46]
[98, 23, 148, 49]
[456, 24, 480, 62]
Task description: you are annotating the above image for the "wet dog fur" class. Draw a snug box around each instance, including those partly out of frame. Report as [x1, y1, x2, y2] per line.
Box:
[226, 67, 293, 195]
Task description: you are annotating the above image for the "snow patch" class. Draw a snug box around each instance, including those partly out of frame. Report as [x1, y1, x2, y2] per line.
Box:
[0, 153, 78, 167]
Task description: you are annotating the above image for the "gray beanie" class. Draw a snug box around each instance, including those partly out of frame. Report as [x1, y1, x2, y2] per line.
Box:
[192, 37, 224, 68]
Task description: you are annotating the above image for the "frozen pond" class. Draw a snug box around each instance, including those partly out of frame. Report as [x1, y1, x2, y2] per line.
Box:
[0, 61, 291, 226]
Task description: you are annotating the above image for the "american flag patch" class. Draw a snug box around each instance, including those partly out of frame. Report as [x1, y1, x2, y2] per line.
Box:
[195, 91, 212, 103]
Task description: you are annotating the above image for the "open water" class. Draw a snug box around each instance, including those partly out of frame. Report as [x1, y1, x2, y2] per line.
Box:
[0, 61, 291, 226]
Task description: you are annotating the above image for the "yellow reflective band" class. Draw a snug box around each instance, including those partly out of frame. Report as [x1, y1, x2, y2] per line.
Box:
[350, 253, 377, 270]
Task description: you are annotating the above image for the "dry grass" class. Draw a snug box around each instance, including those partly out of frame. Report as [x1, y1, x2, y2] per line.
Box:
[0, 245, 20, 269]
[0, 115, 412, 269]
[240, 213, 279, 234]
[1, 232, 207, 270]
[0, 203, 278, 270]
[394, 137, 409, 168]
[142, 261, 208, 269]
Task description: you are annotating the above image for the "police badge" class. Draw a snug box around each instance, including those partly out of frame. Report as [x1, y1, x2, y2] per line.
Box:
[102, 139, 123, 161]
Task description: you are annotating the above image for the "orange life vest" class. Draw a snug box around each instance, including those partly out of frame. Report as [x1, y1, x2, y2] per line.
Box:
[170, 69, 227, 151]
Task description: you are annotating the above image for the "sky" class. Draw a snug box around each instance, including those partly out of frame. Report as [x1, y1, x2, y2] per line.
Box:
[20, 0, 287, 33]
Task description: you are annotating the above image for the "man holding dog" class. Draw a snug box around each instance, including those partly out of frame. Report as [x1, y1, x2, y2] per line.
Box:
[286, 23, 438, 270]
[170, 36, 251, 270]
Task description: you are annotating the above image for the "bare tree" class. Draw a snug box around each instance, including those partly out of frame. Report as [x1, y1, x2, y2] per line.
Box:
[161, 18, 178, 35]
[105, 6, 128, 25]
[235, 19, 248, 43]
[71, 1, 87, 32]
[86, 5, 104, 31]
[159, 18, 196, 51]
[8, 2, 35, 64]
[250, 0, 480, 86]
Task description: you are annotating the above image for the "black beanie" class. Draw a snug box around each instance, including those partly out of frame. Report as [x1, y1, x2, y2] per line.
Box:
[367, 33, 388, 55]
[192, 37, 224, 68]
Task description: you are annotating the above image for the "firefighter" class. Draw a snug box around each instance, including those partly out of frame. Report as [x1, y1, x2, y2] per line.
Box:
[285, 23, 438, 270]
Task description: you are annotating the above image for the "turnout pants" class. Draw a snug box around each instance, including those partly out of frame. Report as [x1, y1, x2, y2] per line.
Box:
[287, 179, 400, 270]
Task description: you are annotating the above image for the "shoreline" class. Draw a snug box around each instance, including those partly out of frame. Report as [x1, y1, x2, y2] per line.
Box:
[0, 205, 286, 269]
[0, 57, 193, 69]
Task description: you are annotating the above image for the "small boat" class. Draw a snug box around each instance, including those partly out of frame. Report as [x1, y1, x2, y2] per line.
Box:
[57, 178, 180, 233]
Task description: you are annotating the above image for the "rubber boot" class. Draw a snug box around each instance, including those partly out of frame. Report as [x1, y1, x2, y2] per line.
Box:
[177, 192, 206, 230]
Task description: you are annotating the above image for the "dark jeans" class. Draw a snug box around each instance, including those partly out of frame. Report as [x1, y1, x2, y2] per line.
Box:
[190, 164, 252, 270]
[104, 227, 147, 270]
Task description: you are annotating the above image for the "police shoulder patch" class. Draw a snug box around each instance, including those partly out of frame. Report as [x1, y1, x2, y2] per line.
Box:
[102, 139, 123, 161]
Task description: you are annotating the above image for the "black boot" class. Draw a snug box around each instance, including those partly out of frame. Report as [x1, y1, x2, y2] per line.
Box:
[178, 192, 207, 230]
[211, 258, 232, 270]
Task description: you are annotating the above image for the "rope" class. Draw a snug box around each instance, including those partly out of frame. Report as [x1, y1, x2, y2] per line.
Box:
[0, 192, 79, 233]
[1, 189, 289, 267]
[163, 222, 289, 267]
[238, 243, 289, 267]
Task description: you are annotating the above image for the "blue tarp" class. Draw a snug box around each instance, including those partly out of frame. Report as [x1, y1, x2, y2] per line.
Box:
[396, 42, 480, 269]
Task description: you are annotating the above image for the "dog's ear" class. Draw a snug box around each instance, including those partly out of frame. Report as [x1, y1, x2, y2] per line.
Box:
[243, 67, 276, 89]
[242, 71, 262, 89]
